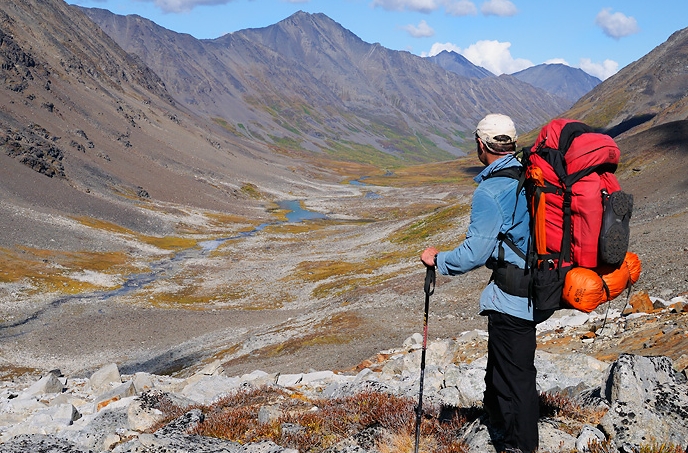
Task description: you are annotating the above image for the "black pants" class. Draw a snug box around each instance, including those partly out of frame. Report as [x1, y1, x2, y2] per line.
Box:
[483, 311, 539, 452]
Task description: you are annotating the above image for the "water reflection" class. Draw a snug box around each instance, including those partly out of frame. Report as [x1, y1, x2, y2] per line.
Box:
[279, 200, 327, 222]
[199, 200, 326, 252]
[349, 177, 383, 199]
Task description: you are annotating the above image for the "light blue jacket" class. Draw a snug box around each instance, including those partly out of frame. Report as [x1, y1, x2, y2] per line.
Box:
[435, 154, 551, 323]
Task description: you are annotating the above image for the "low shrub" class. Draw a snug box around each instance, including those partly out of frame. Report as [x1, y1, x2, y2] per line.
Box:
[142, 387, 685, 453]
[143, 386, 471, 452]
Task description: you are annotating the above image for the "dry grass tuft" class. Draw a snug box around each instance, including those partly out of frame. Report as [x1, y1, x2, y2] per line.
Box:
[0, 246, 139, 295]
[74, 216, 198, 250]
[539, 391, 608, 436]
[0, 365, 42, 382]
[143, 386, 471, 452]
[579, 439, 687, 453]
[389, 202, 470, 245]
[639, 443, 688, 453]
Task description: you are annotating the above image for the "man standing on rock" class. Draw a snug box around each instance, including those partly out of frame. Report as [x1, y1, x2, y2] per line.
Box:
[421, 114, 552, 453]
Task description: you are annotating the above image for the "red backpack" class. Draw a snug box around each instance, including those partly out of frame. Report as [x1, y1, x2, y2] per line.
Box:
[521, 119, 638, 311]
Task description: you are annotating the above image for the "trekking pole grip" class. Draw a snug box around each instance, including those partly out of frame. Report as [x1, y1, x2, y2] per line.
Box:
[424, 265, 435, 296]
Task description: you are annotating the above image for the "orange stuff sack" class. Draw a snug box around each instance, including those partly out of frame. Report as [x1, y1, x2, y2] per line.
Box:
[563, 252, 642, 313]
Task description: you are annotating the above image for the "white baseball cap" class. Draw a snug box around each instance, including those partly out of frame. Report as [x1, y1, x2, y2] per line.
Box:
[475, 114, 518, 147]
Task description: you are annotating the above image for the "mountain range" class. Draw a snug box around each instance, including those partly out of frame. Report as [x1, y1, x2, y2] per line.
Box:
[0, 0, 613, 250]
[80, 8, 572, 161]
[425, 51, 601, 104]
[511, 63, 601, 103]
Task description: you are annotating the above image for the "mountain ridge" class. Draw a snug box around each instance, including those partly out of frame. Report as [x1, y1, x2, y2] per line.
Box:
[426, 50, 495, 80]
[566, 27, 688, 136]
[1, 0, 318, 242]
[511, 63, 601, 103]
[81, 8, 571, 160]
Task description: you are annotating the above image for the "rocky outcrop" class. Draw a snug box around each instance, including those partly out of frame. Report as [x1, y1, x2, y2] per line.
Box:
[0, 23, 37, 92]
[1, 124, 66, 178]
[2, 308, 687, 453]
[600, 354, 688, 450]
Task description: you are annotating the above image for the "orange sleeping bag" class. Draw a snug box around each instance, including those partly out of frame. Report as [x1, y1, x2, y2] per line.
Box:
[562, 252, 642, 313]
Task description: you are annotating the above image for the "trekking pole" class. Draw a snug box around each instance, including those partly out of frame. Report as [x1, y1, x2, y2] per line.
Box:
[414, 264, 435, 453]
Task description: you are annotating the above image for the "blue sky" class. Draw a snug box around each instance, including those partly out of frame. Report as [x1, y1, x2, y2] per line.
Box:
[66, 0, 687, 80]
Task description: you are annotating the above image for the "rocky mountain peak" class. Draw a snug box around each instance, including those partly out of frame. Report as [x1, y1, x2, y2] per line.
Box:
[511, 63, 601, 103]
[233, 10, 364, 63]
[426, 50, 495, 79]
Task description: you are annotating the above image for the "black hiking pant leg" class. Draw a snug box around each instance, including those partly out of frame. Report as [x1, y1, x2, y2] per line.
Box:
[484, 311, 539, 452]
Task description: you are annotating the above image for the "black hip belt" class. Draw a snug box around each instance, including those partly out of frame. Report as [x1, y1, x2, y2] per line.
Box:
[487, 259, 529, 298]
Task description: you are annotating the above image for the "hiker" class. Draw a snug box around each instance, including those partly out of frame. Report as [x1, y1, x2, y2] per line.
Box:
[420, 113, 553, 453]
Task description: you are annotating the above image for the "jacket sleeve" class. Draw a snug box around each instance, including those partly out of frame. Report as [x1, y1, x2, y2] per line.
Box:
[436, 187, 502, 276]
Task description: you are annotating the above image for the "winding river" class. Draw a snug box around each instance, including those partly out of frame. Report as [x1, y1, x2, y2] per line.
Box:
[1, 200, 326, 331]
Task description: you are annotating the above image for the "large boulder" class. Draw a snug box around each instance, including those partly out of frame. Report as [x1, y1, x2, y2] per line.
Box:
[599, 354, 688, 450]
[88, 363, 122, 394]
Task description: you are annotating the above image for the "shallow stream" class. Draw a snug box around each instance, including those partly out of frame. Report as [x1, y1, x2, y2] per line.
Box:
[1, 200, 326, 331]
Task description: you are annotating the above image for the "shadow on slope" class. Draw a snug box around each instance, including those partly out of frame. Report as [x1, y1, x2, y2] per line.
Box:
[614, 119, 688, 296]
[605, 113, 656, 137]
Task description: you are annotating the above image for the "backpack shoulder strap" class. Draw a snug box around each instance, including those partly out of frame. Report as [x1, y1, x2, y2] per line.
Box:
[484, 166, 522, 181]
[496, 231, 527, 262]
[483, 163, 529, 265]
[484, 163, 527, 195]
[483, 161, 533, 299]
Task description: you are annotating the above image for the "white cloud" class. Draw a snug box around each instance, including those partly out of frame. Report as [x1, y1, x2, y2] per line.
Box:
[445, 0, 478, 16]
[579, 58, 619, 80]
[371, 0, 442, 13]
[423, 42, 463, 57]
[480, 0, 517, 17]
[461, 40, 532, 74]
[402, 20, 435, 38]
[595, 8, 639, 39]
[424, 40, 531, 74]
[151, 0, 232, 13]
[544, 58, 569, 65]
[372, 0, 477, 15]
